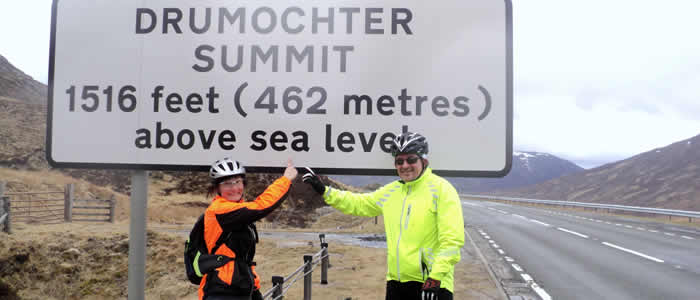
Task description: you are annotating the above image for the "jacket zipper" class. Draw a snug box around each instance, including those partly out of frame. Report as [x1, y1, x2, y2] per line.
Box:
[396, 186, 410, 281]
[404, 204, 412, 230]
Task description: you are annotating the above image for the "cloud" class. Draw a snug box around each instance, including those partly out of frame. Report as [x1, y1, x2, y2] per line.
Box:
[512, 0, 700, 165]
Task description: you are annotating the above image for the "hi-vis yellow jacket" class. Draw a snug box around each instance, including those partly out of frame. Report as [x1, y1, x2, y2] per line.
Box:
[323, 168, 464, 292]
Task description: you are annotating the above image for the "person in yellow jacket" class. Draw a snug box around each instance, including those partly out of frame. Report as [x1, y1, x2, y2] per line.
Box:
[200, 157, 298, 300]
[303, 132, 464, 300]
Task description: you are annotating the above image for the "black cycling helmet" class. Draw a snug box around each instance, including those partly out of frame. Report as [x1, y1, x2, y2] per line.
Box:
[209, 157, 245, 179]
[390, 132, 429, 158]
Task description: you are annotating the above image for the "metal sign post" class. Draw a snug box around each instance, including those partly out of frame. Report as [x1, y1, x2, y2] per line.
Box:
[127, 171, 148, 300]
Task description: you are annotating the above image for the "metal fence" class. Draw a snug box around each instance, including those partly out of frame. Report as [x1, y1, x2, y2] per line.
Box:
[8, 189, 66, 224]
[0, 182, 116, 225]
[463, 194, 700, 222]
[262, 234, 332, 300]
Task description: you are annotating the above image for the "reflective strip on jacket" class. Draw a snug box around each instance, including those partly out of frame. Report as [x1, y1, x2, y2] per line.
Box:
[198, 176, 291, 300]
[323, 168, 464, 292]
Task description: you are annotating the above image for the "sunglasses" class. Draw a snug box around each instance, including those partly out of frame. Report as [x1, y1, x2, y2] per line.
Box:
[219, 179, 244, 188]
[395, 156, 420, 166]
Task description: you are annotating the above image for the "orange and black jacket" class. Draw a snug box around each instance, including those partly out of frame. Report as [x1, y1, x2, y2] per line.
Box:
[198, 176, 291, 300]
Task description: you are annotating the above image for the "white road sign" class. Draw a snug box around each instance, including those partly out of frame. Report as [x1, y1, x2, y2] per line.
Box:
[48, 0, 513, 177]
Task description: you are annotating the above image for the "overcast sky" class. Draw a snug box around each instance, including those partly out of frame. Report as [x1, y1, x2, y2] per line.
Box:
[1, 1, 699, 169]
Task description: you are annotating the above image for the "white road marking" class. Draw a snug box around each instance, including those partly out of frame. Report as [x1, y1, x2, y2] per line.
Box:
[605, 222, 612, 225]
[497, 249, 505, 255]
[557, 227, 589, 239]
[512, 214, 527, 219]
[521, 273, 534, 282]
[625, 225, 633, 228]
[504, 256, 514, 262]
[488, 240, 495, 244]
[531, 282, 553, 300]
[636, 227, 646, 231]
[497, 210, 509, 214]
[681, 236, 695, 240]
[511, 264, 523, 272]
[595, 220, 603, 223]
[492, 244, 500, 249]
[530, 219, 551, 227]
[648, 230, 659, 233]
[615, 224, 622, 226]
[664, 232, 676, 236]
[602, 242, 665, 263]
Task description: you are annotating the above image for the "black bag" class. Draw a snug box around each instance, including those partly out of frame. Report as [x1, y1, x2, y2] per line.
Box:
[184, 214, 234, 284]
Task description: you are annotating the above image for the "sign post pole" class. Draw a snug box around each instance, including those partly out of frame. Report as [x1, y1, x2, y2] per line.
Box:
[127, 170, 148, 300]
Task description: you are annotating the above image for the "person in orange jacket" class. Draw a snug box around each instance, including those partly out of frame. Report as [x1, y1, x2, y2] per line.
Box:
[199, 157, 298, 300]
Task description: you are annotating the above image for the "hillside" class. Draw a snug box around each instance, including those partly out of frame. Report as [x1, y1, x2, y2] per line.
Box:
[500, 134, 700, 211]
[332, 151, 584, 193]
[0, 54, 46, 104]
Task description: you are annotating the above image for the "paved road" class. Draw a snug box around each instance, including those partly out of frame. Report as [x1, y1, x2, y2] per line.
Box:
[462, 198, 700, 300]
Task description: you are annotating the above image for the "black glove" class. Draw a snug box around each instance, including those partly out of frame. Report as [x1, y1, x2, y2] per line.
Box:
[421, 278, 441, 300]
[302, 167, 326, 195]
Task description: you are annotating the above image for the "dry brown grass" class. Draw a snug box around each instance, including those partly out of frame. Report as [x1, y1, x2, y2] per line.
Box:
[0, 168, 211, 225]
[1, 220, 500, 300]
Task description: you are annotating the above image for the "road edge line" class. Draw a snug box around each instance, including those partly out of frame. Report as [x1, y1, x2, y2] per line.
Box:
[465, 227, 510, 300]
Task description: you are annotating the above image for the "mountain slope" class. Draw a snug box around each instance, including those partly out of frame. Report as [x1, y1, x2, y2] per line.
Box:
[332, 151, 584, 193]
[501, 134, 700, 211]
[0, 54, 47, 104]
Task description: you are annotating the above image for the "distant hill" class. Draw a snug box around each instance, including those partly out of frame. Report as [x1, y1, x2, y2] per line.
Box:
[332, 151, 584, 193]
[0, 54, 47, 104]
[498, 134, 700, 211]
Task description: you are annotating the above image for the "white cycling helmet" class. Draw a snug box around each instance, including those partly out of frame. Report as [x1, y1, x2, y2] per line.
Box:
[209, 157, 246, 179]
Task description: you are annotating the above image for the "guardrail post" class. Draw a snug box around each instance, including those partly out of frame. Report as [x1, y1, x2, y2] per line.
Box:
[109, 195, 116, 223]
[271, 275, 284, 299]
[2, 196, 10, 234]
[64, 184, 74, 222]
[321, 242, 329, 285]
[303, 255, 312, 300]
[319, 234, 330, 267]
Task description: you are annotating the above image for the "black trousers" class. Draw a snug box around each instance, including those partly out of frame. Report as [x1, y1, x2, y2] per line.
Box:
[386, 280, 453, 300]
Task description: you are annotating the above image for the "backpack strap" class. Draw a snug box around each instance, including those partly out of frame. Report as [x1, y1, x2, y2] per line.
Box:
[210, 231, 231, 255]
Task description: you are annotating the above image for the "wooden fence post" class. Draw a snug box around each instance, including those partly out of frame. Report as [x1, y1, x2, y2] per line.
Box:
[109, 195, 116, 223]
[64, 184, 74, 222]
[2, 197, 10, 234]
